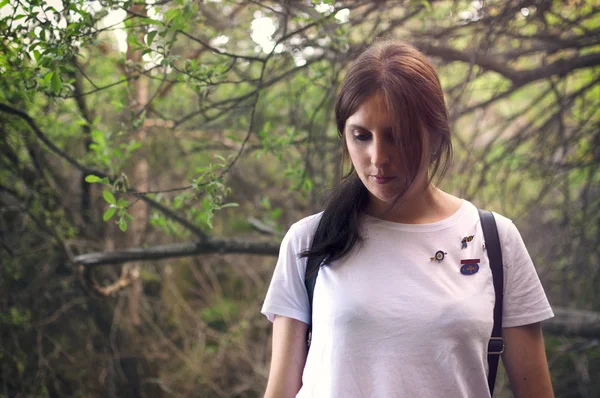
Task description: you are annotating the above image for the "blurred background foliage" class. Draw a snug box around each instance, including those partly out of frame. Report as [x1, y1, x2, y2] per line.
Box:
[0, 0, 599, 396]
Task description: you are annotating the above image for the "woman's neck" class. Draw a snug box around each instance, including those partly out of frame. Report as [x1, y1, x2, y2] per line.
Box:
[367, 185, 462, 224]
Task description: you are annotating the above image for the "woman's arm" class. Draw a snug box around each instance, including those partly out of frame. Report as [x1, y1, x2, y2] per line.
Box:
[502, 322, 554, 398]
[264, 315, 309, 398]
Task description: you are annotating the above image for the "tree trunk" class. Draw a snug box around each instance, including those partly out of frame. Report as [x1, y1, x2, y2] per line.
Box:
[125, 3, 150, 328]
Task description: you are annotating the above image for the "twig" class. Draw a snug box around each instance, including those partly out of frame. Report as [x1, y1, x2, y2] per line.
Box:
[179, 31, 265, 63]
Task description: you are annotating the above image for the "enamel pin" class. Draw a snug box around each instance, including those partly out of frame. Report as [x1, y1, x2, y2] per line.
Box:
[461, 235, 474, 249]
[460, 259, 480, 275]
[430, 250, 447, 262]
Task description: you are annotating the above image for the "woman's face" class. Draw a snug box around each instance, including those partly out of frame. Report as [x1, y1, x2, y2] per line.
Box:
[344, 93, 429, 212]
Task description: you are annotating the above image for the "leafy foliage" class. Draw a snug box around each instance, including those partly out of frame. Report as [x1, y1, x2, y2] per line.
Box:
[1, 0, 599, 396]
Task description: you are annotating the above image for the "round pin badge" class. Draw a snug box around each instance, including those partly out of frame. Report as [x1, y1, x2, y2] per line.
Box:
[430, 250, 447, 262]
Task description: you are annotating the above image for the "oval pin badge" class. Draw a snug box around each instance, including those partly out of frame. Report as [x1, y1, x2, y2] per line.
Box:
[460, 259, 480, 275]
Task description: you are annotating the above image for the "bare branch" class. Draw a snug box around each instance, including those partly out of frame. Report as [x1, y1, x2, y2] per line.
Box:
[247, 217, 284, 237]
[65, 65, 162, 98]
[173, 54, 325, 128]
[414, 43, 600, 86]
[179, 31, 265, 63]
[33, 298, 89, 327]
[0, 102, 106, 177]
[73, 238, 280, 267]
[544, 308, 600, 339]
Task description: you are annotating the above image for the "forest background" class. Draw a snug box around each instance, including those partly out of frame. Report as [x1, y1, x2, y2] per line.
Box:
[1, 0, 599, 397]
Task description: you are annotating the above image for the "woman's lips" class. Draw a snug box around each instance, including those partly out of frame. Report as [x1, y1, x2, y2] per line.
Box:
[370, 175, 396, 184]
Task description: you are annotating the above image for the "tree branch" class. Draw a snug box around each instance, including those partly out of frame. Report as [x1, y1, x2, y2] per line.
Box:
[414, 43, 600, 86]
[0, 102, 106, 177]
[515, 52, 600, 85]
[544, 308, 600, 339]
[178, 31, 265, 63]
[73, 238, 280, 266]
[65, 65, 162, 98]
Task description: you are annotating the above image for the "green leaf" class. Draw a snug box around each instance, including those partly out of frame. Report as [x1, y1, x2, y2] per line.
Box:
[51, 72, 62, 94]
[91, 130, 104, 144]
[43, 71, 54, 84]
[28, 42, 40, 52]
[260, 197, 271, 209]
[127, 34, 143, 49]
[85, 175, 103, 183]
[117, 198, 129, 207]
[139, 17, 164, 26]
[128, 141, 142, 152]
[164, 8, 182, 25]
[147, 30, 157, 46]
[103, 190, 116, 205]
[259, 121, 271, 139]
[103, 207, 116, 221]
[118, 218, 127, 232]
[271, 208, 282, 220]
[219, 202, 239, 209]
[204, 213, 213, 229]
[303, 178, 313, 191]
[0, 0, 10, 8]
[174, 194, 186, 208]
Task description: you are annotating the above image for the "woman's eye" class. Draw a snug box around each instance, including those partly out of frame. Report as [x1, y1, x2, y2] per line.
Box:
[352, 131, 371, 141]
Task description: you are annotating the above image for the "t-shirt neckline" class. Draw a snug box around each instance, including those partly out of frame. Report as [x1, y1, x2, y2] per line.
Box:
[363, 199, 468, 232]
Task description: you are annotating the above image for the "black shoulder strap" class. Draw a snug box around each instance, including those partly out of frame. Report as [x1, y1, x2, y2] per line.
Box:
[478, 209, 505, 397]
[304, 261, 319, 347]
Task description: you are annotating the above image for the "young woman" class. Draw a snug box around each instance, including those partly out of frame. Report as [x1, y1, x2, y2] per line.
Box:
[261, 40, 554, 398]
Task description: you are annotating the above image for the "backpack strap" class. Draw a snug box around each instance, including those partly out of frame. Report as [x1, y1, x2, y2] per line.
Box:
[478, 209, 505, 397]
[304, 262, 318, 347]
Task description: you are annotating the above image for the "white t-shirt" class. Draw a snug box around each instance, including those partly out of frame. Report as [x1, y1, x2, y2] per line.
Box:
[261, 200, 554, 398]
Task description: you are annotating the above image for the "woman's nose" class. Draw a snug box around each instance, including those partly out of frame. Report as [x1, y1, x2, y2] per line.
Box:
[371, 139, 390, 168]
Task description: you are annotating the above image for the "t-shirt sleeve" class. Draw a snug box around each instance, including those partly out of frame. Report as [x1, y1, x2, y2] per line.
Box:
[501, 220, 554, 328]
[261, 220, 313, 325]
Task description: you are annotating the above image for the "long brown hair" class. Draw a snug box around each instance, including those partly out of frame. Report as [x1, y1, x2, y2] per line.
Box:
[301, 39, 453, 276]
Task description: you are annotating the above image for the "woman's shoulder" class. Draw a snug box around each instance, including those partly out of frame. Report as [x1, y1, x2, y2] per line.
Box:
[461, 201, 526, 262]
[288, 211, 323, 236]
[490, 210, 514, 238]
[277, 212, 323, 253]
[461, 200, 515, 237]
